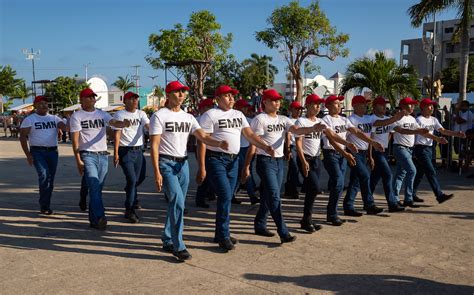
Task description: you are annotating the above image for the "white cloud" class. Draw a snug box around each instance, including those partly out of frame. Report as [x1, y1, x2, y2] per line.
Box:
[364, 48, 395, 59]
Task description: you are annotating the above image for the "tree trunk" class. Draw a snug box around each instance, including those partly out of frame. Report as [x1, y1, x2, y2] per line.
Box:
[458, 28, 470, 103]
[294, 71, 303, 102]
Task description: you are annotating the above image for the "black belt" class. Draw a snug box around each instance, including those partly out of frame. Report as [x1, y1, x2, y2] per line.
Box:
[322, 148, 338, 153]
[30, 146, 57, 152]
[80, 151, 109, 155]
[159, 154, 188, 162]
[256, 154, 283, 160]
[304, 154, 320, 161]
[393, 144, 413, 149]
[206, 150, 238, 159]
[119, 146, 143, 151]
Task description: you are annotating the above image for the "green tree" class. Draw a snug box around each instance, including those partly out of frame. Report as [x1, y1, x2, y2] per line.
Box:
[340, 52, 420, 107]
[256, 1, 349, 101]
[204, 54, 242, 96]
[147, 10, 232, 104]
[44, 76, 89, 111]
[239, 54, 278, 96]
[112, 75, 135, 95]
[441, 56, 474, 93]
[408, 0, 472, 103]
[0, 65, 25, 113]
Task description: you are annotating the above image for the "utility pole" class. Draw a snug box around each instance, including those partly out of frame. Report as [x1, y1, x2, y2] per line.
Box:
[22, 48, 41, 96]
[84, 63, 91, 81]
[131, 65, 141, 107]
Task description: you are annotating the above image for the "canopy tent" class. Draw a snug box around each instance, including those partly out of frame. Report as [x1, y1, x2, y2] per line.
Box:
[10, 103, 33, 112]
[100, 104, 125, 112]
[62, 104, 82, 112]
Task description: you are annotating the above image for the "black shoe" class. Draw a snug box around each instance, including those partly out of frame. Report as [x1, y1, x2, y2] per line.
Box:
[90, 217, 107, 230]
[403, 201, 420, 208]
[79, 198, 87, 211]
[195, 202, 210, 208]
[413, 195, 424, 203]
[124, 209, 139, 223]
[280, 234, 297, 244]
[231, 197, 242, 204]
[173, 249, 192, 261]
[344, 209, 363, 217]
[162, 244, 174, 253]
[327, 217, 345, 226]
[218, 239, 235, 252]
[133, 199, 142, 209]
[249, 196, 260, 205]
[40, 209, 53, 215]
[300, 220, 315, 233]
[388, 203, 405, 212]
[437, 193, 454, 204]
[255, 229, 276, 237]
[366, 205, 383, 215]
[213, 236, 238, 244]
[397, 201, 404, 207]
[312, 222, 322, 231]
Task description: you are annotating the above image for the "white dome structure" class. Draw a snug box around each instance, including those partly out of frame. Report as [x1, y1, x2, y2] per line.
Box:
[87, 77, 108, 109]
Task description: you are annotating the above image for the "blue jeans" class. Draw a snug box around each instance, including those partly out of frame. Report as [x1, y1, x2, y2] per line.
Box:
[255, 156, 289, 237]
[285, 146, 300, 195]
[297, 156, 321, 222]
[393, 145, 416, 203]
[370, 150, 398, 206]
[343, 150, 375, 210]
[80, 152, 109, 224]
[234, 146, 256, 198]
[413, 145, 443, 199]
[206, 154, 239, 241]
[31, 147, 58, 210]
[118, 148, 145, 210]
[159, 158, 189, 252]
[322, 149, 347, 219]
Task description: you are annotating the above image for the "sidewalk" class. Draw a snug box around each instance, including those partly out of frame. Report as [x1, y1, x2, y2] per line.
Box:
[0, 138, 473, 294]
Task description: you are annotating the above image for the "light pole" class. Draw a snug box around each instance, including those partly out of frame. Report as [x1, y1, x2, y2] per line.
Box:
[22, 48, 40, 97]
[422, 14, 441, 99]
[84, 62, 91, 81]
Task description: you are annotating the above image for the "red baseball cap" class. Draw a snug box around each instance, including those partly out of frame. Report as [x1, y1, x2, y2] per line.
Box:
[234, 99, 251, 109]
[262, 89, 283, 101]
[33, 95, 48, 104]
[80, 88, 97, 98]
[419, 98, 438, 109]
[123, 91, 139, 100]
[215, 85, 239, 97]
[372, 96, 389, 106]
[324, 95, 344, 106]
[289, 101, 304, 109]
[165, 81, 190, 94]
[352, 95, 370, 105]
[305, 94, 325, 106]
[399, 97, 419, 106]
[198, 98, 214, 110]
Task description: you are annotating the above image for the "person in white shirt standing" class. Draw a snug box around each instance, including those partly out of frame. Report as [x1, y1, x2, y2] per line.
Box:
[197, 85, 274, 252]
[413, 98, 465, 204]
[70, 88, 131, 230]
[149, 81, 228, 261]
[113, 91, 150, 223]
[19, 95, 67, 215]
[453, 100, 473, 170]
[284, 101, 304, 199]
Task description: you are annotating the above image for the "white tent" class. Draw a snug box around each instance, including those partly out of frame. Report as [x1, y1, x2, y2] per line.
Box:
[10, 103, 33, 111]
[62, 104, 82, 112]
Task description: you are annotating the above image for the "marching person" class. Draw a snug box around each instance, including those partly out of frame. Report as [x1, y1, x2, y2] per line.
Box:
[284, 101, 304, 199]
[19, 95, 67, 215]
[149, 81, 229, 261]
[197, 85, 274, 252]
[242, 89, 327, 242]
[413, 98, 466, 203]
[392, 97, 430, 208]
[295, 94, 357, 232]
[368, 96, 406, 212]
[113, 91, 150, 223]
[70, 88, 131, 230]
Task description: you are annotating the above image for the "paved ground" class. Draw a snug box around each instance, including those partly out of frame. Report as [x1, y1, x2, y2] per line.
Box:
[0, 138, 473, 294]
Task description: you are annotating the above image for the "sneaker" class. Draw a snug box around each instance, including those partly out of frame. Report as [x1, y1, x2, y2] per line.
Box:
[327, 217, 345, 226]
[255, 229, 276, 237]
[40, 209, 53, 215]
[413, 195, 424, 203]
[213, 236, 238, 244]
[173, 249, 192, 261]
[388, 203, 405, 212]
[402, 201, 420, 208]
[437, 193, 454, 204]
[162, 244, 174, 253]
[280, 234, 297, 244]
[218, 239, 235, 252]
[366, 205, 383, 215]
[344, 209, 363, 217]
[124, 209, 139, 223]
[90, 217, 107, 230]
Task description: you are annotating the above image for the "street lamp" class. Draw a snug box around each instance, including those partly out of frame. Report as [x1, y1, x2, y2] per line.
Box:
[22, 48, 41, 97]
[422, 14, 441, 99]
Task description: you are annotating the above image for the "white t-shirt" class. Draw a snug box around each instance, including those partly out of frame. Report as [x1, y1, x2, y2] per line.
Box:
[415, 115, 443, 146]
[295, 117, 325, 157]
[69, 109, 113, 152]
[288, 117, 298, 146]
[240, 117, 252, 148]
[370, 114, 395, 148]
[149, 108, 200, 157]
[199, 108, 249, 155]
[347, 114, 374, 151]
[322, 114, 354, 150]
[454, 110, 473, 132]
[393, 115, 420, 147]
[251, 113, 293, 157]
[112, 109, 150, 147]
[20, 113, 63, 147]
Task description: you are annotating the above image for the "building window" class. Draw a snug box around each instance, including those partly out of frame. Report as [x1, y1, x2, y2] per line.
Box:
[444, 27, 454, 34]
[403, 44, 410, 55]
[446, 43, 456, 54]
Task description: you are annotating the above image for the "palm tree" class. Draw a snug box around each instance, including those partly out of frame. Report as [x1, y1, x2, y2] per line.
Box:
[11, 82, 33, 104]
[340, 52, 420, 107]
[242, 53, 278, 86]
[408, 0, 472, 103]
[112, 75, 135, 95]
